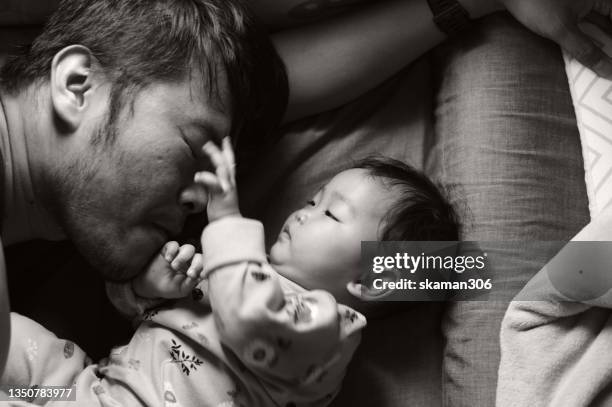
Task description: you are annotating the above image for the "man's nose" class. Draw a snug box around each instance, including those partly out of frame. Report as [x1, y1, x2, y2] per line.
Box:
[179, 183, 209, 214]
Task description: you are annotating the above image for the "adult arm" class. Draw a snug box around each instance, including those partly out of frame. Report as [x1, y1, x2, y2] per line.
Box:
[274, 0, 501, 122]
[2, 0, 612, 119]
[0, 243, 9, 379]
[275, 0, 612, 122]
[499, 0, 612, 79]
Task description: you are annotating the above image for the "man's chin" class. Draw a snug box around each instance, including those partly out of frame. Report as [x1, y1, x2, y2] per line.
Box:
[80, 251, 144, 282]
[102, 253, 153, 282]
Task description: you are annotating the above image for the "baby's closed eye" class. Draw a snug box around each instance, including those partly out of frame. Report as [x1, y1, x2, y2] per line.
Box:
[325, 210, 339, 222]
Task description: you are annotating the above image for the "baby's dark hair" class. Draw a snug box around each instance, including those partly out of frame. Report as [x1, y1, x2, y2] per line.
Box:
[353, 156, 460, 241]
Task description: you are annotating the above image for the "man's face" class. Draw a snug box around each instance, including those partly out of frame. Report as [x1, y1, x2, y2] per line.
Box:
[53, 77, 230, 281]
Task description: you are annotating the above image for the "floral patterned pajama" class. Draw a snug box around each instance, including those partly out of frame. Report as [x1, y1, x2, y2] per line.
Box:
[2, 217, 366, 406]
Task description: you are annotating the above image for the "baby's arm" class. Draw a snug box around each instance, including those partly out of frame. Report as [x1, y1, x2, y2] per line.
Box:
[275, 0, 501, 122]
[195, 140, 365, 404]
[202, 217, 365, 405]
[202, 220, 365, 404]
[106, 242, 203, 318]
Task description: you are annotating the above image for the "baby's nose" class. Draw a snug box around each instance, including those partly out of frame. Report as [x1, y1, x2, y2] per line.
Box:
[295, 212, 308, 225]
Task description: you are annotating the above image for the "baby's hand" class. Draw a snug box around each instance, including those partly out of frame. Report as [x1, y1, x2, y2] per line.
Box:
[132, 242, 203, 299]
[195, 137, 240, 222]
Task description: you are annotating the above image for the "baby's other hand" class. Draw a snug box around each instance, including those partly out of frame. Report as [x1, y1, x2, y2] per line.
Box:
[195, 137, 241, 222]
[132, 242, 203, 299]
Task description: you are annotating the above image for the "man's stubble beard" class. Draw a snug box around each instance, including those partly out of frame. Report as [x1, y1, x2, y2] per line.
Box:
[46, 123, 142, 282]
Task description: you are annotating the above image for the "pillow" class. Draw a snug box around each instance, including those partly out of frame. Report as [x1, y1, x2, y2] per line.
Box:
[563, 22, 612, 219]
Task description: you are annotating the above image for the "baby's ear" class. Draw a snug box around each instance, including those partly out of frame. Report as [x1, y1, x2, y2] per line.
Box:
[346, 268, 400, 301]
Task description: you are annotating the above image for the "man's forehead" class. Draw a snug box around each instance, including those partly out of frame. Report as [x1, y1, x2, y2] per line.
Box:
[127, 76, 231, 140]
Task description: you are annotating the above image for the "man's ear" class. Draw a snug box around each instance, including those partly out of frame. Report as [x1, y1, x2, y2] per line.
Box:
[346, 268, 401, 301]
[51, 45, 97, 132]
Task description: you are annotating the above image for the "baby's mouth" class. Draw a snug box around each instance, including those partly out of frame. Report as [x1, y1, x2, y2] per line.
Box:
[280, 225, 291, 240]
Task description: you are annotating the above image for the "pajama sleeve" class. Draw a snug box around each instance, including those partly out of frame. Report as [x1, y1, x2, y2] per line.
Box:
[201, 217, 366, 406]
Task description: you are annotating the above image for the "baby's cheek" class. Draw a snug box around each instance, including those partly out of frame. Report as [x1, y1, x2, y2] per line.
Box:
[332, 234, 363, 269]
[268, 241, 284, 264]
[338, 227, 364, 251]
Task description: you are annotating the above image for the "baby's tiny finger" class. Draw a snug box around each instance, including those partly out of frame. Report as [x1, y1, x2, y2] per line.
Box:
[222, 137, 236, 181]
[171, 244, 196, 273]
[186, 253, 203, 279]
[162, 241, 180, 262]
[194, 171, 222, 193]
[202, 142, 230, 192]
[202, 141, 225, 169]
[222, 137, 235, 163]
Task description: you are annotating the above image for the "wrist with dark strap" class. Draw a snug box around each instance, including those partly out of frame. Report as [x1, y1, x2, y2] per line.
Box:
[427, 0, 472, 37]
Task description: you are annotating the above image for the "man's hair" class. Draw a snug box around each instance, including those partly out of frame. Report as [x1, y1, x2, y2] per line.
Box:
[354, 156, 461, 241]
[0, 0, 288, 146]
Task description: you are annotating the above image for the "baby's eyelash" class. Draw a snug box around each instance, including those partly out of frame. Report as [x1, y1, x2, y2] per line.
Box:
[307, 200, 316, 206]
[325, 210, 339, 222]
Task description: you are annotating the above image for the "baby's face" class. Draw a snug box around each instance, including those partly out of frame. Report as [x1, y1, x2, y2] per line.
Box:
[269, 169, 396, 304]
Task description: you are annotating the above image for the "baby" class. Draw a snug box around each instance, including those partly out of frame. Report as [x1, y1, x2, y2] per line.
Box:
[2, 139, 459, 406]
